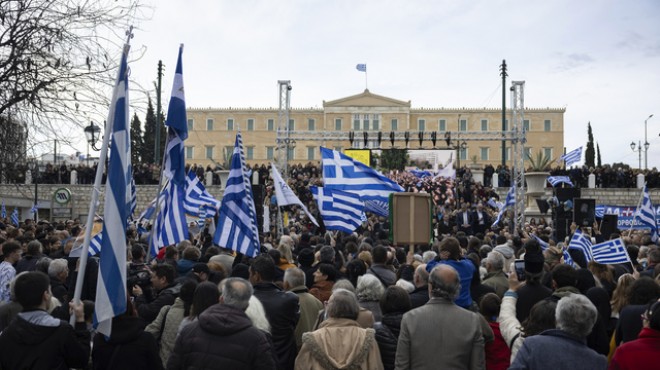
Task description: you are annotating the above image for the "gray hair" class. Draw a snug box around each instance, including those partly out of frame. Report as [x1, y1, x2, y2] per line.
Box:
[220, 277, 253, 311]
[415, 264, 429, 285]
[332, 279, 356, 293]
[319, 246, 336, 263]
[422, 251, 437, 264]
[245, 295, 271, 333]
[27, 240, 43, 255]
[283, 267, 305, 288]
[429, 264, 461, 300]
[485, 251, 504, 272]
[47, 258, 68, 279]
[356, 274, 385, 301]
[35, 257, 52, 274]
[327, 288, 359, 320]
[556, 293, 598, 338]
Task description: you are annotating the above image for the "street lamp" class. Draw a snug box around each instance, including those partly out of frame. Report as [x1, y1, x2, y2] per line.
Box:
[456, 141, 468, 168]
[644, 114, 653, 170]
[631, 141, 643, 170]
[84, 121, 101, 166]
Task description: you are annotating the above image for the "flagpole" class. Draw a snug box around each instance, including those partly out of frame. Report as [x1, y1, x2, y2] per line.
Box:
[365, 70, 368, 90]
[71, 38, 132, 325]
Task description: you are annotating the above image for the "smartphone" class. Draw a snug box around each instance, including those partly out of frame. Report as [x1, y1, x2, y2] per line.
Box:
[514, 259, 526, 281]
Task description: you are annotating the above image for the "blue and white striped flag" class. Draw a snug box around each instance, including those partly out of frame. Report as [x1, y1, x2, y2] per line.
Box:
[151, 45, 189, 256]
[198, 206, 207, 228]
[492, 187, 515, 227]
[634, 186, 659, 242]
[531, 233, 549, 250]
[214, 133, 261, 257]
[311, 186, 365, 234]
[547, 176, 573, 187]
[411, 169, 433, 179]
[356, 63, 367, 72]
[139, 196, 159, 221]
[10, 208, 19, 226]
[592, 238, 630, 265]
[563, 249, 576, 267]
[568, 229, 593, 262]
[184, 170, 221, 218]
[94, 42, 130, 336]
[560, 147, 582, 167]
[30, 204, 38, 214]
[271, 163, 318, 226]
[1, 201, 5, 219]
[321, 147, 403, 217]
[129, 178, 137, 218]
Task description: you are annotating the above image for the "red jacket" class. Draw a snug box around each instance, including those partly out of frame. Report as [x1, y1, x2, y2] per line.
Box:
[610, 328, 660, 370]
[485, 321, 511, 370]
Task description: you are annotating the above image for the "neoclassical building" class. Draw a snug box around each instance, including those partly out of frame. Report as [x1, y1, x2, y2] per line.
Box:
[185, 89, 565, 168]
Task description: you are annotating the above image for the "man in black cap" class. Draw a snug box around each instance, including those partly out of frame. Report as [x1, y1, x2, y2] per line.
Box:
[515, 240, 552, 322]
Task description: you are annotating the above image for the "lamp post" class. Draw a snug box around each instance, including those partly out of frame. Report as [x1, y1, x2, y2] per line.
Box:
[84, 121, 101, 166]
[456, 141, 467, 168]
[644, 114, 653, 170]
[631, 141, 643, 170]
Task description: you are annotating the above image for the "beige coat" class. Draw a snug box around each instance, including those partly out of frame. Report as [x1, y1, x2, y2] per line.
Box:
[145, 297, 185, 367]
[295, 318, 384, 370]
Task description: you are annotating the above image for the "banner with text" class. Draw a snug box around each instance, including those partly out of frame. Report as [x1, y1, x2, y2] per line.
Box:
[596, 205, 660, 230]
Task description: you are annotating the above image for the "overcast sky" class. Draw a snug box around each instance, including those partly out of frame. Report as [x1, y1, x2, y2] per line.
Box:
[72, 0, 660, 169]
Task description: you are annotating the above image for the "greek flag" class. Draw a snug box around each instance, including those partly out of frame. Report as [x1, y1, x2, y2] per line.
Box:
[70, 232, 103, 258]
[356, 63, 367, 72]
[592, 238, 630, 265]
[271, 163, 318, 226]
[492, 187, 515, 227]
[184, 170, 221, 218]
[30, 204, 38, 214]
[94, 43, 130, 336]
[10, 208, 19, 226]
[634, 186, 658, 242]
[213, 133, 261, 257]
[1, 201, 5, 219]
[531, 233, 549, 250]
[411, 169, 433, 179]
[568, 229, 593, 262]
[321, 147, 403, 217]
[563, 250, 576, 267]
[139, 196, 159, 221]
[151, 45, 189, 256]
[547, 176, 573, 187]
[130, 178, 137, 218]
[560, 147, 582, 167]
[311, 186, 365, 234]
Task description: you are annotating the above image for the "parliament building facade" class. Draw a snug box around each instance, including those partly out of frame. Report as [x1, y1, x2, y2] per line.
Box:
[185, 90, 565, 168]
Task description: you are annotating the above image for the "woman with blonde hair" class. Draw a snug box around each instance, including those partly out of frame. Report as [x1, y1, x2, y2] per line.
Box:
[611, 273, 635, 318]
[276, 243, 296, 270]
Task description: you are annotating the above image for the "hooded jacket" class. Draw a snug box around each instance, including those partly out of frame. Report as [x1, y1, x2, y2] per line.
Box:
[167, 303, 275, 370]
[92, 315, 163, 370]
[0, 310, 90, 370]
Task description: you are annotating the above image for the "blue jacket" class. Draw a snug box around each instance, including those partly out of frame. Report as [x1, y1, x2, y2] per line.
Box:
[426, 258, 474, 309]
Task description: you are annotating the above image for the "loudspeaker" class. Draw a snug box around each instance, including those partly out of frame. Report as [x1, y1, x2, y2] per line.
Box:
[536, 199, 550, 214]
[600, 214, 619, 240]
[554, 216, 571, 243]
[389, 193, 432, 246]
[574, 198, 596, 227]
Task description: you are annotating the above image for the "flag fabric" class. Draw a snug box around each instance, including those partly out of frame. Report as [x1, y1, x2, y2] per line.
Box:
[411, 169, 433, 179]
[356, 63, 367, 72]
[198, 206, 207, 228]
[563, 249, 576, 267]
[634, 186, 659, 242]
[130, 178, 137, 218]
[531, 234, 549, 250]
[311, 186, 365, 234]
[591, 238, 630, 265]
[10, 208, 19, 226]
[270, 164, 318, 226]
[30, 204, 38, 214]
[492, 187, 515, 227]
[1, 201, 5, 219]
[139, 197, 158, 221]
[184, 170, 221, 217]
[213, 133, 261, 257]
[70, 232, 103, 258]
[434, 161, 456, 179]
[568, 229, 593, 262]
[547, 176, 574, 187]
[151, 45, 189, 256]
[321, 147, 404, 217]
[560, 147, 583, 167]
[94, 43, 131, 336]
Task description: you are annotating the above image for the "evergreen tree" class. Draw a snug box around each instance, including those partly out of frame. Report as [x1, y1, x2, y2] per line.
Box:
[142, 97, 156, 164]
[597, 142, 602, 167]
[130, 113, 144, 164]
[585, 122, 595, 168]
[380, 148, 408, 171]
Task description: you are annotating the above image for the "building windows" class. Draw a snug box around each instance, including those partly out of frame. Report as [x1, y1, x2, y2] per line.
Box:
[459, 147, 468, 161]
[227, 118, 234, 131]
[459, 119, 467, 131]
[187, 118, 194, 131]
[307, 147, 315, 160]
[524, 147, 532, 159]
[481, 119, 488, 131]
[352, 114, 380, 130]
[523, 119, 530, 132]
[287, 147, 294, 160]
[205, 145, 214, 159]
[480, 147, 489, 161]
[288, 119, 295, 131]
[353, 114, 360, 130]
[335, 118, 342, 131]
[247, 118, 254, 131]
[438, 119, 446, 131]
[308, 118, 315, 131]
[185, 146, 193, 160]
[391, 119, 398, 131]
[373, 116, 380, 130]
[543, 147, 553, 159]
[363, 114, 370, 131]
[267, 119, 275, 131]
[418, 119, 426, 131]
[206, 118, 214, 131]
[266, 146, 274, 160]
[544, 120, 552, 131]
[246, 146, 254, 160]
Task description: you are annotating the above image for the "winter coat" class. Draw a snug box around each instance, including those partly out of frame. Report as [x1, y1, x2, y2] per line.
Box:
[0, 310, 90, 370]
[408, 286, 429, 309]
[367, 264, 397, 287]
[497, 294, 525, 363]
[145, 297, 186, 366]
[309, 280, 334, 303]
[136, 283, 180, 324]
[482, 270, 508, 298]
[515, 282, 552, 322]
[374, 312, 404, 370]
[359, 299, 383, 323]
[484, 322, 510, 370]
[610, 327, 660, 370]
[166, 303, 275, 370]
[295, 318, 383, 370]
[92, 315, 163, 370]
[290, 285, 324, 350]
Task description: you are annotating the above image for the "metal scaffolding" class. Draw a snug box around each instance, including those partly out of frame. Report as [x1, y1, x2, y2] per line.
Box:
[276, 80, 292, 177]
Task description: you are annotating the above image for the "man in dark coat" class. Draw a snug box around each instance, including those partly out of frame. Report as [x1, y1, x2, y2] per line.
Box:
[250, 255, 300, 370]
[167, 277, 275, 370]
[455, 203, 474, 235]
[408, 264, 430, 309]
[0, 271, 90, 370]
[133, 264, 180, 323]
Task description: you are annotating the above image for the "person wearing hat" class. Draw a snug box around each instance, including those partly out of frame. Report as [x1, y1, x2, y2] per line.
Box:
[514, 240, 552, 323]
